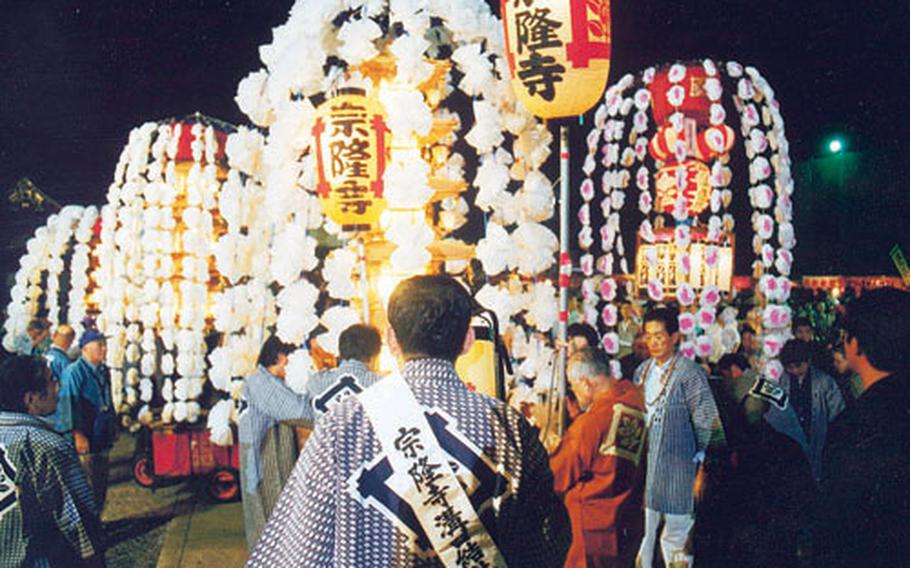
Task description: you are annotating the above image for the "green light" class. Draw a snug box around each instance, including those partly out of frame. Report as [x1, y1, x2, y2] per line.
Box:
[829, 139, 843, 154]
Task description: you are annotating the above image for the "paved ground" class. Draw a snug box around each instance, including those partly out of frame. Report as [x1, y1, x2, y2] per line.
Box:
[101, 432, 247, 568]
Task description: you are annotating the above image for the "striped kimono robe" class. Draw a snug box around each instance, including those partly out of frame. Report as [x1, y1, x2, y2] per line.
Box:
[634, 355, 724, 515]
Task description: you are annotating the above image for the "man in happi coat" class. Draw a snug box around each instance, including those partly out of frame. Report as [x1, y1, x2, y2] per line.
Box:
[634, 307, 724, 568]
[248, 275, 571, 567]
[764, 339, 844, 482]
[0, 355, 105, 567]
[238, 335, 313, 550]
[550, 348, 646, 567]
[307, 324, 383, 418]
[56, 329, 115, 513]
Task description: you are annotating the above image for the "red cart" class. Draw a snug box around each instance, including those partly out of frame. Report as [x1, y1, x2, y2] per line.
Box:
[131, 421, 241, 502]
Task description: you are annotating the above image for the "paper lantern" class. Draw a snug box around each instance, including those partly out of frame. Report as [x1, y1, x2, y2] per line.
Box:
[648, 65, 711, 125]
[313, 88, 389, 232]
[654, 160, 711, 215]
[501, 0, 611, 119]
[636, 229, 734, 297]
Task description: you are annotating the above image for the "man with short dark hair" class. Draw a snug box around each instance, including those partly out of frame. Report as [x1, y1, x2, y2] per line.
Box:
[764, 339, 844, 481]
[815, 288, 910, 567]
[0, 355, 105, 567]
[737, 324, 759, 370]
[551, 348, 646, 567]
[567, 322, 600, 355]
[306, 324, 382, 417]
[57, 329, 115, 512]
[249, 274, 571, 566]
[635, 307, 724, 568]
[792, 316, 834, 376]
[239, 335, 311, 550]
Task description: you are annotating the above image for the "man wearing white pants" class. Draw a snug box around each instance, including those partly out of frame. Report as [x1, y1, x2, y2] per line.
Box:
[634, 308, 724, 567]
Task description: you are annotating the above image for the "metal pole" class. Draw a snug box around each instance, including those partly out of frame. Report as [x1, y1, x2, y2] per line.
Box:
[357, 239, 370, 324]
[557, 124, 570, 436]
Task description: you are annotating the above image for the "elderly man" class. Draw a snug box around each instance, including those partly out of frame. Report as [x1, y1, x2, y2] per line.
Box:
[764, 339, 844, 481]
[44, 324, 75, 428]
[306, 324, 383, 417]
[239, 335, 312, 551]
[248, 275, 570, 567]
[634, 307, 724, 568]
[57, 329, 115, 512]
[815, 288, 910, 566]
[0, 355, 105, 567]
[550, 348, 646, 567]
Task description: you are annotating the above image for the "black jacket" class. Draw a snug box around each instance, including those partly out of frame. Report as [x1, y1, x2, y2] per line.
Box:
[815, 371, 910, 567]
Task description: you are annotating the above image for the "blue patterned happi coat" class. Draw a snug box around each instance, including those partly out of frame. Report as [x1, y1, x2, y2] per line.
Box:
[247, 358, 571, 567]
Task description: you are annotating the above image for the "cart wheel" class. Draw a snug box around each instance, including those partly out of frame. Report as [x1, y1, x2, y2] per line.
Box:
[207, 468, 240, 502]
[132, 455, 155, 488]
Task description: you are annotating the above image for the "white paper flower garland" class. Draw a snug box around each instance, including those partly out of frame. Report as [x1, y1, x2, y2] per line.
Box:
[3, 205, 100, 353]
[580, 60, 796, 380]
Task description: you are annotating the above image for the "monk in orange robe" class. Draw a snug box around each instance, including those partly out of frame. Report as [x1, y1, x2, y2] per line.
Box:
[551, 347, 647, 567]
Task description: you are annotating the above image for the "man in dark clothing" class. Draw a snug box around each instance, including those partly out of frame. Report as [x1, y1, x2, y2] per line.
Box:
[815, 287, 910, 567]
[0, 355, 105, 567]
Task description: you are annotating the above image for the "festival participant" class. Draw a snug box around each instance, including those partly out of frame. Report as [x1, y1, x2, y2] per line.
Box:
[0, 355, 105, 567]
[248, 274, 571, 567]
[831, 343, 862, 404]
[764, 339, 844, 481]
[46, 324, 75, 381]
[736, 324, 759, 369]
[712, 375, 814, 568]
[10, 318, 51, 356]
[57, 329, 115, 512]
[619, 330, 648, 382]
[634, 307, 724, 568]
[567, 322, 600, 354]
[306, 324, 382, 417]
[238, 335, 312, 551]
[45, 324, 75, 428]
[815, 288, 910, 567]
[792, 316, 834, 376]
[550, 348, 646, 567]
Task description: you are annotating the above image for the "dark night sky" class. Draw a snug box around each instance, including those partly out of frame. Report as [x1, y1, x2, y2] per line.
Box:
[1, 0, 909, 276]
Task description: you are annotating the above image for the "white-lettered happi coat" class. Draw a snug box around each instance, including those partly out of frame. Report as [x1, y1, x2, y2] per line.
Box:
[634, 355, 725, 515]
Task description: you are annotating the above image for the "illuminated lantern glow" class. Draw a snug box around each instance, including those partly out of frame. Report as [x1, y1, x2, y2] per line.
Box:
[501, 0, 612, 119]
[313, 88, 389, 232]
[636, 228, 734, 296]
[655, 160, 712, 215]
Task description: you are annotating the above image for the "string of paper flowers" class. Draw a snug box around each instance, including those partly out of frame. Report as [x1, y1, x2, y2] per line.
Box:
[236, 0, 559, 389]
[3, 205, 100, 353]
[579, 59, 796, 380]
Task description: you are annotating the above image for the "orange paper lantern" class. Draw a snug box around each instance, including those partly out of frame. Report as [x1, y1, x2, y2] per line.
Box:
[654, 160, 711, 216]
[501, 0, 612, 119]
[313, 88, 389, 232]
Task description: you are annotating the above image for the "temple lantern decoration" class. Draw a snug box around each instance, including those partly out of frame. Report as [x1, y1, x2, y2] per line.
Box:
[313, 89, 389, 232]
[635, 228, 734, 296]
[501, 0, 612, 119]
[654, 160, 712, 215]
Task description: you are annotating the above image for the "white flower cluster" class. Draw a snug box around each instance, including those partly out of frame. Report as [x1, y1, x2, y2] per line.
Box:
[579, 59, 797, 380]
[3, 205, 100, 353]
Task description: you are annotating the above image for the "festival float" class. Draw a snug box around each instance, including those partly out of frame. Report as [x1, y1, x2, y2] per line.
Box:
[576, 59, 797, 383]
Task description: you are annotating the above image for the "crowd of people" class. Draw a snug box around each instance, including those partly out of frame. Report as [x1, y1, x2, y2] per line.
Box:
[0, 277, 907, 567]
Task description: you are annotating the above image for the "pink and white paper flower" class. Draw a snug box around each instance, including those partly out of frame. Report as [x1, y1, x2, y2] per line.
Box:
[763, 304, 791, 329]
[647, 278, 664, 301]
[697, 307, 717, 327]
[678, 312, 697, 335]
[701, 285, 721, 307]
[764, 359, 784, 382]
[601, 304, 618, 327]
[677, 283, 696, 306]
[601, 332, 620, 355]
[696, 336, 714, 358]
[600, 278, 617, 302]
[680, 341, 696, 360]
[763, 334, 786, 358]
